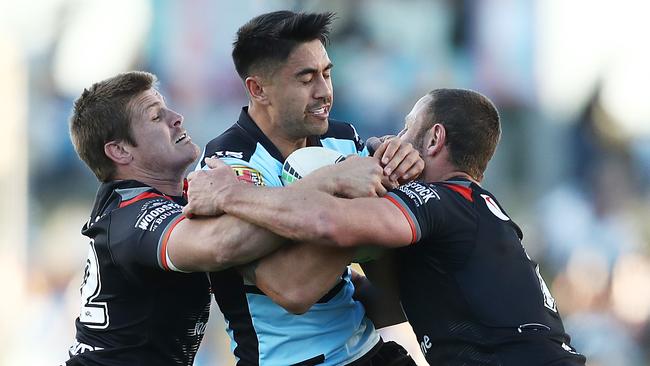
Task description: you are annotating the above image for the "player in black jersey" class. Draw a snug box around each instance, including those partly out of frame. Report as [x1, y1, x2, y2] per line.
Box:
[65, 71, 391, 365]
[186, 88, 587, 365]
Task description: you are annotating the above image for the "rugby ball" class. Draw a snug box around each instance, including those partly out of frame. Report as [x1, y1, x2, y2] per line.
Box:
[281, 146, 346, 186]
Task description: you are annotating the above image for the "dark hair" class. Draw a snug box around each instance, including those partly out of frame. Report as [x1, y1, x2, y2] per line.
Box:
[69, 71, 156, 181]
[232, 11, 334, 79]
[417, 89, 501, 180]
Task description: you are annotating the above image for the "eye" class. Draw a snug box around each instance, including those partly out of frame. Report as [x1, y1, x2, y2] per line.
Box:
[152, 115, 160, 121]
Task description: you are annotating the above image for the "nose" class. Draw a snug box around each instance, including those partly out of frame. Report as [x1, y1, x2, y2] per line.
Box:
[170, 109, 183, 128]
[312, 74, 332, 101]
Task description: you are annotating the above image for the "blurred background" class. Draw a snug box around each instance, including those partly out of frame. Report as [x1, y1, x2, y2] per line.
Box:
[1, 0, 649, 365]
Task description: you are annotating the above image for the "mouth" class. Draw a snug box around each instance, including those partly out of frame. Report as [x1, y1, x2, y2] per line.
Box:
[175, 132, 189, 144]
[306, 105, 330, 119]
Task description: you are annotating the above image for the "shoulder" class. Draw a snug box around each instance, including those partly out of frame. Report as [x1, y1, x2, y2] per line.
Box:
[320, 119, 365, 154]
[322, 119, 361, 141]
[108, 186, 183, 233]
[203, 123, 258, 164]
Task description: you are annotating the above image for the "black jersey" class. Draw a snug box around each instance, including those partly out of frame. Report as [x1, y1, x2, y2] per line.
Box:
[385, 179, 586, 366]
[65, 180, 211, 366]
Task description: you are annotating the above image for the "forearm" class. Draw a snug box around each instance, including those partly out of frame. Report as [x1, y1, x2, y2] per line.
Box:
[213, 215, 288, 268]
[358, 256, 407, 328]
[240, 242, 355, 314]
[220, 182, 413, 249]
[220, 183, 335, 243]
[168, 214, 288, 272]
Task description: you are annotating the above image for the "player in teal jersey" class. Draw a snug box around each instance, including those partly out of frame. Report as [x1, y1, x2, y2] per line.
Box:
[195, 10, 423, 366]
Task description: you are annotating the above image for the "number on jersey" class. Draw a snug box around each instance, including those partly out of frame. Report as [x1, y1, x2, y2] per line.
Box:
[78, 240, 109, 328]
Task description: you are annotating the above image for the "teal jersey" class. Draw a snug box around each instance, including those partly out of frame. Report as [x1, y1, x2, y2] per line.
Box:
[198, 108, 378, 366]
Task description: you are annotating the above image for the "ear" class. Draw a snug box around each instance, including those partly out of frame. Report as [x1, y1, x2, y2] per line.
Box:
[425, 123, 446, 157]
[104, 141, 133, 166]
[244, 76, 270, 105]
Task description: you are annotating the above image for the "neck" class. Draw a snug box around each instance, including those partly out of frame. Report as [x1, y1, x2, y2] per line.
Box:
[439, 171, 480, 185]
[422, 160, 481, 185]
[423, 149, 481, 185]
[248, 102, 308, 159]
[115, 167, 184, 196]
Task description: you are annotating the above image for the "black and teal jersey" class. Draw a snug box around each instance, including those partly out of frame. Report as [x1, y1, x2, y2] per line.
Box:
[198, 107, 380, 365]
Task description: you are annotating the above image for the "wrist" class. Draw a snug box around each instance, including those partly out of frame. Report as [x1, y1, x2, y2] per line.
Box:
[296, 166, 338, 194]
[218, 183, 240, 212]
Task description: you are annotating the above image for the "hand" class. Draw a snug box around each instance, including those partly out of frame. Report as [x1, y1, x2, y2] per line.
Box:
[183, 157, 238, 217]
[302, 156, 387, 198]
[373, 136, 424, 184]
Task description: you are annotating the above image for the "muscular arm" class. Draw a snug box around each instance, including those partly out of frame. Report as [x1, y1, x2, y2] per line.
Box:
[358, 255, 407, 328]
[226, 160, 384, 314]
[224, 184, 412, 314]
[219, 183, 414, 248]
[240, 243, 355, 314]
[176, 155, 415, 313]
[166, 214, 287, 272]
[359, 256, 429, 363]
[166, 157, 383, 273]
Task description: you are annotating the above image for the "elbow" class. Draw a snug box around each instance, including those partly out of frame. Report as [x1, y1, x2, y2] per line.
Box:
[270, 288, 315, 315]
[281, 300, 312, 315]
[208, 240, 238, 271]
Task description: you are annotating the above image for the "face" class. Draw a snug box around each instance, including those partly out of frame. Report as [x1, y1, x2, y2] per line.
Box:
[126, 88, 200, 177]
[264, 39, 333, 139]
[397, 94, 434, 155]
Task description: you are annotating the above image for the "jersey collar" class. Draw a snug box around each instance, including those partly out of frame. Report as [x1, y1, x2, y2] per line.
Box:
[444, 176, 473, 187]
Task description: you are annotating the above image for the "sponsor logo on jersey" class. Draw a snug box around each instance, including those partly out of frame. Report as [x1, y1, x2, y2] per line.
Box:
[419, 334, 432, 355]
[134, 199, 183, 231]
[212, 150, 244, 159]
[398, 182, 440, 207]
[481, 194, 510, 221]
[69, 339, 104, 356]
[231, 165, 265, 186]
[535, 265, 558, 312]
[561, 342, 580, 355]
[191, 321, 208, 336]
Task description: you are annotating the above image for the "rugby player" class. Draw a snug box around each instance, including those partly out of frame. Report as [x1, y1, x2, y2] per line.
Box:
[65, 71, 388, 365]
[196, 10, 421, 366]
[187, 89, 587, 366]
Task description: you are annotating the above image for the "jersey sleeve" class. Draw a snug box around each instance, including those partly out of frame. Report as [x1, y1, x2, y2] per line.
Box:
[383, 181, 445, 244]
[111, 196, 188, 273]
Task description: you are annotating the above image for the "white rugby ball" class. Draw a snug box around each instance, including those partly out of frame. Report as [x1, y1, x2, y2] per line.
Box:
[281, 146, 346, 186]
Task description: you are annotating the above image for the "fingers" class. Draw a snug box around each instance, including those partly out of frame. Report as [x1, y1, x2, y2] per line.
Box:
[382, 142, 411, 179]
[372, 141, 388, 163]
[380, 174, 398, 190]
[379, 138, 401, 166]
[375, 182, 388, 197]
[390, 151, 423, 182]
[181, 205, 194, 219]
[399, 158, 425, 183]
[205, 156, 224, 169]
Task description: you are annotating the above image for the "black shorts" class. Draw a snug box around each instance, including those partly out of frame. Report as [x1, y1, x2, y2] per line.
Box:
[346, 339, 416, 366]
